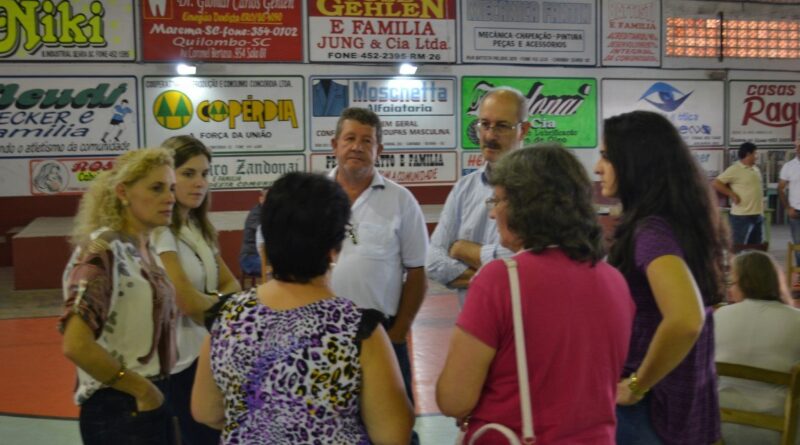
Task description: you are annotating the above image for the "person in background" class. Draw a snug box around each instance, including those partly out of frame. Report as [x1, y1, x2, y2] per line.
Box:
[712, 142, 764, 246]
[779, 140, 800, 279]
[60, 148, 177, 445]
[426, 87, 530, 306]
[597, 110, 726, 445]
[328, 107, 428, 445]
[437, 144, 634, 444]
[715, 250, 800, 445]
[191, 172, 414, 444]
[152, 135, 241, 445]
[239, 187, 268, 278]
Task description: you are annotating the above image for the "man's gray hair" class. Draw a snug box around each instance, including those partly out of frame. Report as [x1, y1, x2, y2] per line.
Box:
[478, 87, 528, 122]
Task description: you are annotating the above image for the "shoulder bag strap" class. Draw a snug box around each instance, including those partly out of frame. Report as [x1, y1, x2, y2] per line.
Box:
[504, 258, 536, 444]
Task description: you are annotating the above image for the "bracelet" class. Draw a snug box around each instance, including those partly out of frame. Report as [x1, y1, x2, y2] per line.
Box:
[628, 372, 649, 398]
[104, 364, 126, 387]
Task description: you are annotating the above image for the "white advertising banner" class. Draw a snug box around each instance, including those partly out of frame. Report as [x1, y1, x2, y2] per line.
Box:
[691, 148, 725, 178]
[310, 77, 457, 150]
[310, 151, 458, 185]
[308, 0, 457, 63]
[602, 79, 724, 146]
[461, 151, 485, 176]
[729, 81, 800, 146]
[0, 76, 139, 159]
[460, 0, 596, 65]
[0, 157, 116, 197]
[209, 154, 306, 190]
[601, 0, 660, 66]
[143, 76, 305, 153]
[0, 0, 136, 61]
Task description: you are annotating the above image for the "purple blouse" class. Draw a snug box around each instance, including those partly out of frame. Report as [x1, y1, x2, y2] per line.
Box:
[209, 290, 371, 445]
[622, 217, 720, 445]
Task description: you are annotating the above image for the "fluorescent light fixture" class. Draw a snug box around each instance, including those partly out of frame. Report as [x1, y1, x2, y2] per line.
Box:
[176, 63, 197, 76]
[398, 63, 418, 75]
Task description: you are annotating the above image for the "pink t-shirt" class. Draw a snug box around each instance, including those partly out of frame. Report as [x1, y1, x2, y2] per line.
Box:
[458, 249, 635, 445]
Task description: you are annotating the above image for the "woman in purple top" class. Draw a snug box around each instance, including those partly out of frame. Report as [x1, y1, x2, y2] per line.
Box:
[595, 111, 727, 445]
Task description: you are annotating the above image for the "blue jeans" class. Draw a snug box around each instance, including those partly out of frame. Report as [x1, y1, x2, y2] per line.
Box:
[392, 341, 420, 445]
[729, 214, 763, 245]
[616, 396, 663, 445]
[79, 382, 173, 445]
[791, 214, 800, 265]
[239, 254, 261, 276]
[167, 360, 221, 445]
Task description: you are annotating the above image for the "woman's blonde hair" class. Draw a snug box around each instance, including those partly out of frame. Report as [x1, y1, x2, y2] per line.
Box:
[160, 135, 217, 245]
[71, 148, 173, 249]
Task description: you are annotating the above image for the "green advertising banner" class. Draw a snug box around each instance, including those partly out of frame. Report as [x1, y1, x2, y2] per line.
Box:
[462, 77, 598, 149]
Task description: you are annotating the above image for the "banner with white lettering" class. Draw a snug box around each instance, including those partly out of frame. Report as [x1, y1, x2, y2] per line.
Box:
[209, 154, 306, 190]
[143, 76, 305, 153]
[602, 80, 724, 146]
[308, 0, 456, 63]
[310, 76, 457, 150]
[310, 151, 457, 185]
[462, 77, 598, 149]
[0, 76, 139, 158]
[691, 148, 724, 178]
[729, 81, 800, 146]
[460, 0, 596, 65]
[0, 0, 136, 61]
[141, 0, 302, 62]
[601, 0, 660, 66]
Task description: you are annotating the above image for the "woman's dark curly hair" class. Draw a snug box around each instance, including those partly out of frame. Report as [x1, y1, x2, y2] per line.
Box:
[489, 143, 604, 263]
[261, 172, 350, 283]
[604, 110, 727, 305]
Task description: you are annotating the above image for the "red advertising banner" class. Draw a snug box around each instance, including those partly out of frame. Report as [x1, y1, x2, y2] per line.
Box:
[308, 0, 457, 63]
[141, 0, 302, 62]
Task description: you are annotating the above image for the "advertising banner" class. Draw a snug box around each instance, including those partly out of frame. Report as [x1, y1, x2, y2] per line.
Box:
[141, 0, 302, 62]
[0, 0, 136, 61]
[601, 0, 660, 66]
[143, 76, 305, 153]
[0, 76, 139, 159]
[602, 80, 724, 146]
[310, 77, 457, 150]
[209, 154, 306, 189]
[461, 0, 596, 65]
[461, 151, 485, 176]
[461, 77, 598, 149]
[729, 81, 800, 146]
[691, 148, 725, 178]
[310, 151, 457, 185]
[308, 0, 457, 63]
[29, 157, 115, 195]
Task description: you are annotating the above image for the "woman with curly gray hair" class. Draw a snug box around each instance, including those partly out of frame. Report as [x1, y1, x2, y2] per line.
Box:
[437, 143, 635, 444]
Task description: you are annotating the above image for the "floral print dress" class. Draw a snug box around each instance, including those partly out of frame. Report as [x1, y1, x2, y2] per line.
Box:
[210, 289, 375, 445]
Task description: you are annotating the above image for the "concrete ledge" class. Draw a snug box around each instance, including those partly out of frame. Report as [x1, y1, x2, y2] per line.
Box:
[12, 213, 248, 290]
[11, 207, 444, 290]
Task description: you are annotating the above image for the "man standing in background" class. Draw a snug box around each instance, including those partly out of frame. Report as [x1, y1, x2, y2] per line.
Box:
[328, 107, 428, 444]
[779, 140, 800, 282]
[713, 142, 764, 246]
[239, 187, 268, 277]
[426, 87, 531, 305]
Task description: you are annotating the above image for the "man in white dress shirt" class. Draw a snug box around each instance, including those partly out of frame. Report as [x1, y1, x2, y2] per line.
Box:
[426, 87, 531, 305]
